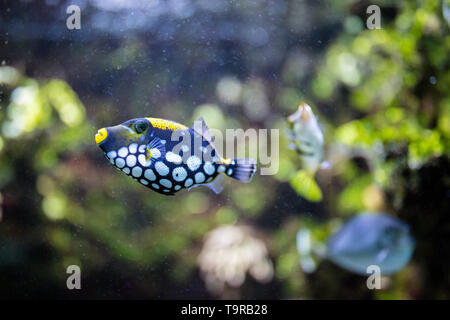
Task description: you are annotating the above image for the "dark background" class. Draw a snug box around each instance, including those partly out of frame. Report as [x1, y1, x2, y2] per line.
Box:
[0, 0, 449, 299]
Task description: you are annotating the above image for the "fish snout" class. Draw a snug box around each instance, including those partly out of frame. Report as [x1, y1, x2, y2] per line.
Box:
[95, 128, 108, 144]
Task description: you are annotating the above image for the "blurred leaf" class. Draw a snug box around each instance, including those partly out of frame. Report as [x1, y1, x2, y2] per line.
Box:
[290, 170, 323, 202]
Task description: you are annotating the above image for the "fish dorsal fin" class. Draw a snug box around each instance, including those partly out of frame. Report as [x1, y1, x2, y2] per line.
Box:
[191, 117, 223, 159]
[192, 117, 214, 144]
[375, 247, 390, 264]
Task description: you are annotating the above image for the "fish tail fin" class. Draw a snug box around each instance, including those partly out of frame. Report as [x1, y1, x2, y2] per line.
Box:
[223, 158, 257, 183]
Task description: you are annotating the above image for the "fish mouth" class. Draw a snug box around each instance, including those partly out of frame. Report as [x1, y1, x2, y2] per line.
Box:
[95, 128, 108, 144]
[299, 103, 312, 123]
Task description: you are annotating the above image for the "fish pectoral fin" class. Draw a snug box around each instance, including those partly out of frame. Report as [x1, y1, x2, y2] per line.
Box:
[285, 129, 296, 141]
[187, 184, 200, 192]
[319, 161, 332, 170]
[147, 137, 166, 161]
[287, 109, 301, 123]
[188, 175, 225, 194]
[204, 174, 225, 194]
[375, 248, 390, 264]
[145, 148, 152, 161]
[288, 142, 297, 150]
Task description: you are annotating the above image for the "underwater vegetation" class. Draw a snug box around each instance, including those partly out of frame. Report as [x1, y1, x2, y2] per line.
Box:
[0, 0, 449, 300]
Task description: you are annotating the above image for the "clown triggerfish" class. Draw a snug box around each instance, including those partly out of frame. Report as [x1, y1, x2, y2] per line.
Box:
[95, 117, 256, 195]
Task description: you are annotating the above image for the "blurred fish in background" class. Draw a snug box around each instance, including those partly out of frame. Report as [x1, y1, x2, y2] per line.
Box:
[286, 102, 327, 202]
[326, 213, 415, 275]
[443, 0, 450, 26]
[296, 228, 319, 273]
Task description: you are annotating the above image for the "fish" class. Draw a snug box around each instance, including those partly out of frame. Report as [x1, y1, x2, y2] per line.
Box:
[95, 117, 257, 195]
[286, 102, 326, 202]
[326, 213, 415, 275]
[287, 102, 325, 174]
[296, 228, 317, 273]
[444, 0, 450, 26]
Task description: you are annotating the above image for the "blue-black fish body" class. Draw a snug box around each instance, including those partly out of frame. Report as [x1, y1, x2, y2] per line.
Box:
[326, 213, 415, 275]
[95, 117, 256, 195]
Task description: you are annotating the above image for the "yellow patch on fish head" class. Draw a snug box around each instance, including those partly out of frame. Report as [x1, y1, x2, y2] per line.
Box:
[95, 128, 108, 144]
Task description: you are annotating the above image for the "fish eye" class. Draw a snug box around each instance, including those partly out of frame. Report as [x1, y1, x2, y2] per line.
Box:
[134, 120, 148, 134]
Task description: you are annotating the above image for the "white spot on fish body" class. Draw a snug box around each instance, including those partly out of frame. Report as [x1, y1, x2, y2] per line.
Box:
[138, 154, 151, 167]
[174, 185, 181, 191]
[118, 147, 128, 158]
[115, 158, 125, 168]
[184, 178, 193, 188]
[152, 183, 160, 189]
[129, 143, 138, 154]
[217, 165, 226, 173]
[227, 168, 233, 176]
[138, 145, 146, 153]
[126, 155, 137, 167]
[160, 179, 172, 188]
[107, 151, 117, 159]
[166, 152, 182, 164]
[155, 161, 169, 176]
[140, 179, 149, 185]
[122, 167, 130, 174]
[132, 167, 142, 178]
[204, 161, 215, 175]
[195, 172, 205, 184]
[187, 155, 201, 171]
[150, 148, 161, 159]
[144, 169, 156, 181]
[172, 167, 188, 182]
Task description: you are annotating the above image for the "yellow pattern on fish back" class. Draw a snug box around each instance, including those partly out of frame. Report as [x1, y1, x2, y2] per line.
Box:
[146, 117, 188, 131]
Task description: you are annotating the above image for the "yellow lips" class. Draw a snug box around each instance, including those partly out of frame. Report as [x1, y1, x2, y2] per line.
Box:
[95, 128, 108, 144]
